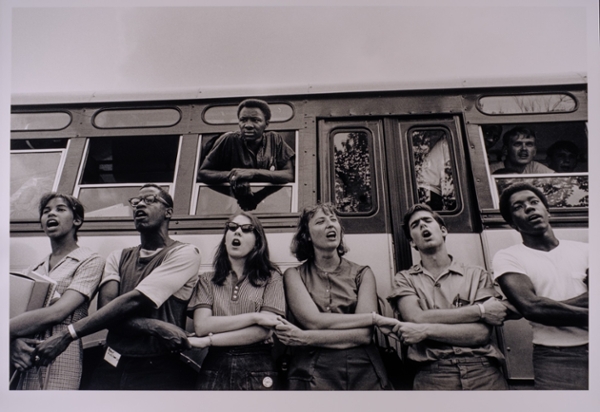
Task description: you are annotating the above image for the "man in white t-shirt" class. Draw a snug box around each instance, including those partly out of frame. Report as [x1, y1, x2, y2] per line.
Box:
[492, 182, 588, 390]
[36, 184, 202, 390]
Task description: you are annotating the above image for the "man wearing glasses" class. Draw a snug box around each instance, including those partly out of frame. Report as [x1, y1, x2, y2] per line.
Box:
[36, 184, 202, 390]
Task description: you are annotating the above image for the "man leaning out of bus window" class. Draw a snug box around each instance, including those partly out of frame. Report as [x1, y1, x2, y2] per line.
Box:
[380, 204, 510, 390]
[493, 183, 588, 390]
[490, 127, 554, 174]
[35, 184, 202, 390]
[198, 99, 295, 210]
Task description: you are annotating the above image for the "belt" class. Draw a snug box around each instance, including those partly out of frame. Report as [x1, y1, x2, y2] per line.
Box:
[418, 357, 497, 371]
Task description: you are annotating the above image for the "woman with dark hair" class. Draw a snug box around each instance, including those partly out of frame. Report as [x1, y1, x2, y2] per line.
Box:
[274, 203, 390, 390]
[187, 212, 285, 390]
[10, 193, 104, 389]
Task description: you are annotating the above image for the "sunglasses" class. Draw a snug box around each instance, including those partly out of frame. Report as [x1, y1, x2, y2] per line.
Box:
[226, 222, 255, 233]
[128, 194, 170, 207]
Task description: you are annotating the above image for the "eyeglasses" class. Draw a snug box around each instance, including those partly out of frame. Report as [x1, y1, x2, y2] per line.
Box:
[226, 222, 255, 233]
[128, 194, 170, 207]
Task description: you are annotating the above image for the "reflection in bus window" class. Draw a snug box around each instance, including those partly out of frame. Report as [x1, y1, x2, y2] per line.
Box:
[478, 94, 577, 115]
[195, 131, 296, 213]
[333, 131, 374, 213]
[496, 176, 588, 208]
[11, 145, 66, 220]
[78, 135, 179, 217]
[410, 128, 456, 211]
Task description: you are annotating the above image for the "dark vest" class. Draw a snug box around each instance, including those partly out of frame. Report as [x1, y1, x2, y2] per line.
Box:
[106, 240, 189, 357]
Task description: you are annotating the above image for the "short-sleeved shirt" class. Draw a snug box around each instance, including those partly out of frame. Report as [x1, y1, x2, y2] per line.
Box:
[21, 247, 105, 390]
[489, 160, 554, 174]
[492, 240, 588, 347]
[387, 259, 504, 363]
[200, 130, 295, 173]
[419, 139, 450, 197]
[101, 243, 200, 308]
[188, 270, 285, 317]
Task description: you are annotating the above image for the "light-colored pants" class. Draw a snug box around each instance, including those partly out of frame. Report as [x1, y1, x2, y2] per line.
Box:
[413, 357, 507, 390]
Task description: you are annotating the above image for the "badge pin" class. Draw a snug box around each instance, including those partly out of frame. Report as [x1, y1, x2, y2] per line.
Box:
[262, 376, 273, 388]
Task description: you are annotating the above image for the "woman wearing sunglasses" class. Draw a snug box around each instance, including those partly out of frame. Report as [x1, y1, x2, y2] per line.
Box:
[274, 203, 390, 390]
[187, 212, 285, 390]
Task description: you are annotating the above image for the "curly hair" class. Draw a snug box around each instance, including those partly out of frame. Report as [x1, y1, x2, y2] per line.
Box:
[237, 99, 271, 123]
[498, 183, 550, 226]
[290, 203, 348, 262]
[212, 212, 280, 287]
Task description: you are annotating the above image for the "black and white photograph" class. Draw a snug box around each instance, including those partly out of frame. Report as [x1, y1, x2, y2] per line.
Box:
[2, 0, 598, 411]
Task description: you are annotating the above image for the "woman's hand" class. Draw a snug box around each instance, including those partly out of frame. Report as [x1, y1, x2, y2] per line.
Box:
[11, 338, 40, 371]
[187, 336, 211, 349]
[35, 331, 72, 366]
[373, 313, 401, 336]
[254, 312, 282, 328]
[274, 317, 307, 346]
[393, 321, 429, 345]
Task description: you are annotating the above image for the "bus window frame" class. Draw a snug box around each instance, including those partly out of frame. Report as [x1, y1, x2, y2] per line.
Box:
[11, 110, 73, 132]
[91, 106, 183, 129]
[190, 130, 300, 216]
[72, 135, 182, 218]
[10, 142, 69, 220]
[330, 127, 378, 217]
[476, 92, 579, 116]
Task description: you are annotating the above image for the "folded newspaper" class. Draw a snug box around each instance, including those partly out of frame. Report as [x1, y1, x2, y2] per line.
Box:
[10, 271, 59, 318]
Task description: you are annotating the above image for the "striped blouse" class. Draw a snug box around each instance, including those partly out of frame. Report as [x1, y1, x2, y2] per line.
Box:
[188, 270, 285, 317]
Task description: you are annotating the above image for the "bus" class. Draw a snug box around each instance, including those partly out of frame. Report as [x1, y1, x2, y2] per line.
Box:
[9, 74, 588, 388]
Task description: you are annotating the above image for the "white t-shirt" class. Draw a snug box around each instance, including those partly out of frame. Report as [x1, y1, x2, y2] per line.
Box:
[101, 243, 201, 308]
[492, 240, 588, 347]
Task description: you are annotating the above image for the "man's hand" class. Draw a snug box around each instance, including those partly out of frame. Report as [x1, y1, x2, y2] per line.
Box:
[481, 298, 508, 325]
[274, 317, 307, 346]
[393, 322, 429, 345]
[229, 168, 257, 185]
[11, 338, 40, 371]
[36, 331, 72, 366]
[151, 322, 191, 351]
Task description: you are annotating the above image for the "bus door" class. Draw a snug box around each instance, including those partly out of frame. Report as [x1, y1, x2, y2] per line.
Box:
[317, 116, 483, 301]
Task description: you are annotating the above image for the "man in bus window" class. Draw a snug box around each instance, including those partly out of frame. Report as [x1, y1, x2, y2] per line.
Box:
[493, 183, 588, 390]
[386, 204, 508, 390]
[198, 99, 295, 210]
[418, 137, 455, 211]
[545, 140, 580, 173]
[36, 184, 202, 390]
[490, 127, 554, 174]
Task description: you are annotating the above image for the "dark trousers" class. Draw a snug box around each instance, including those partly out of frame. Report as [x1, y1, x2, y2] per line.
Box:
[88, 352, 196, 390]
[197, 344, 278, 390]
[413, 357, 508, 390]
[533, 344, 588, 390]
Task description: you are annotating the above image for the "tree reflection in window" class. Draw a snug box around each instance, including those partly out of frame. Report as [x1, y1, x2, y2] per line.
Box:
[496, 176, 588, 208]
[333, 131, 373, 213]
[411, 129, 456, 211]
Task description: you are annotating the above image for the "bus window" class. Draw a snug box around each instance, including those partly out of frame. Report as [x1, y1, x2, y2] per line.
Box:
[193, 131, 297, 215]
[409, 128, 456, 211]
[10, 138, 68, 220]
[333, 130, 375, 214]
[483, 122, 588, 208]
[76, 135, 180, 217]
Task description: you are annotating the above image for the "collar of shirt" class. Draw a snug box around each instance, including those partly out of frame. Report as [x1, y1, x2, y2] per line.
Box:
[407, 255, 467, 281]
[32, 246, 90, 273]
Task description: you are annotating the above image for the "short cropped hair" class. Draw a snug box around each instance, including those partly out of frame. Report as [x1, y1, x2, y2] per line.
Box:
[546, 140, 580, 158]
[38, 193, 85, 240]
[237, 99, 272, 123]
[498, 183, 550, 225]
[140, 183, 174, 208]
[502, 126, 536, 148]
[402, 203, 447, 241]
[290, 203, 347, 262]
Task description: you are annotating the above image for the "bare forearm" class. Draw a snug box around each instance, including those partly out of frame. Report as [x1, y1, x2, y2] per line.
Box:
[248, 169, 293, 184]
[194, 313, 259, 336]
[419, 323, 490, 346]
[10, 309, 63, 339]
[519, 298, 588, 326]
[301, 328, 372, 349]
[198, 169, 230, 184]
[296, 312, 374, 330]
[405, 306, 482, 324]
[561, 292, 588, 308]
[109, 317, 172, 337]
[191, 326, 272, 347]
